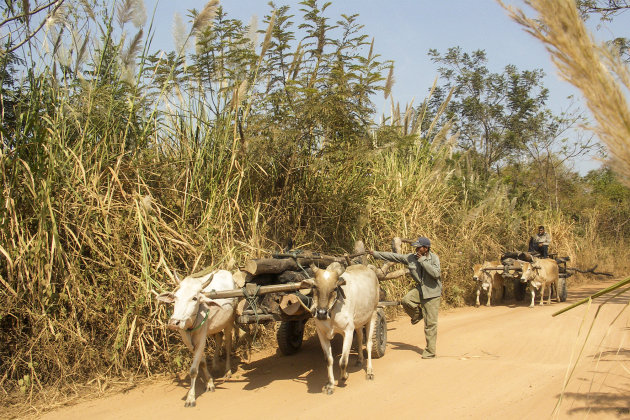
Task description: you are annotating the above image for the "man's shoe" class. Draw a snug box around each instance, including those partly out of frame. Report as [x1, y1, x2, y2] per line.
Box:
[410, 317, 421, 325]
[422, 352, 435, 359]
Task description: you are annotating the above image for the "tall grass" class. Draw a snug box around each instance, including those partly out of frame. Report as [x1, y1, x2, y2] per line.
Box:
[0, 0, 626, 414]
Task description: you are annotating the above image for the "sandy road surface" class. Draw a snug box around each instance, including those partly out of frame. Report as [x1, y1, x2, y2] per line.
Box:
[40, 279, 629, 420]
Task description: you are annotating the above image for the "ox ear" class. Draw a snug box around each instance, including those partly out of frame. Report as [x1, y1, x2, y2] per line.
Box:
[327, 262, 345, 277]
[199, 295, 222, 306]
[301, 278, 315, 288]
[336, 276, 346, 287]
[156, 292, 175, 304]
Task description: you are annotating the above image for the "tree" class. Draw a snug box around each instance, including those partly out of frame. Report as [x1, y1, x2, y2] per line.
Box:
[0, 49, 23, 149]
[189, 7, 258, 117]
[0, 0, 66, 54]
[576, 0, 630, 19]
[428, 47, 549, 178]
[583, 167, 630, 240]
[576, 0, 630, 61]
[520, 104, 597, 210]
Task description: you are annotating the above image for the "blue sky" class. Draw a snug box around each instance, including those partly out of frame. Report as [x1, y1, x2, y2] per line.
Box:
[144, 0, 629, 173]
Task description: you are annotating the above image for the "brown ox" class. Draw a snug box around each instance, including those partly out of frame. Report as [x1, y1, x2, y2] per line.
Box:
[520, 259, 560, 308]
[472, 260, 504, 307]
[304, 263, 379, 395]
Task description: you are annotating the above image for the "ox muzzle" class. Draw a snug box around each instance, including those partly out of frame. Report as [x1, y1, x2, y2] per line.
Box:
[168, 317, 192, 330]
[315, 308, 329, 320]
[313, 286, 345, 320]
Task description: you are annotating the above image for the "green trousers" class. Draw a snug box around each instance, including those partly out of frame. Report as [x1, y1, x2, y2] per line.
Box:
[401, 287, 440, 357]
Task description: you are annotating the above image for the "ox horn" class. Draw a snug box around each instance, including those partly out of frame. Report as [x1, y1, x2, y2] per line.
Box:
[174, 270, 182, 284]
[200, 270, 217, 290]
[301, 278, 315, 288]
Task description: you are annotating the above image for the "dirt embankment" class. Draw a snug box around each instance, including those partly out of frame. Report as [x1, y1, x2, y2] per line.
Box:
[34, 279, 630, 420]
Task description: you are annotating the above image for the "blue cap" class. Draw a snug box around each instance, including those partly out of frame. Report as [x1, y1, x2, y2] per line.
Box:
[411, 236, 431, 248]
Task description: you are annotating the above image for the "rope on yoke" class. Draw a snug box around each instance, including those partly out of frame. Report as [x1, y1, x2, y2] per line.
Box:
[282, 250, 311, 278]
[243, 284, 262, 350]
[295, 289, 313, 309]
[295, 258, 310, 278]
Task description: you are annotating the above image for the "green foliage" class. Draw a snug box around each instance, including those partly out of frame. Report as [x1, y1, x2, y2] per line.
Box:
[0, 0, 628, 410]
[582, 167, 630, 239]
[428, 47, 549, 177]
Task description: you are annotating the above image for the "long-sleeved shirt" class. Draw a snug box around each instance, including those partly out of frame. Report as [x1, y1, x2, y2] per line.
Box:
[371, 250, 442, 299]
[535, 232, 552, 246]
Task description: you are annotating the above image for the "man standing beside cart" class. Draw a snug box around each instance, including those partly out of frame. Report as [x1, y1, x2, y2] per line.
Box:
[368, 237, 441, 359]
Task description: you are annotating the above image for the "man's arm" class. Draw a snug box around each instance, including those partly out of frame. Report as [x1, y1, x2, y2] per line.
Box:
[371, 250, 410, 264]
[538, 233, 551, 246]
[419, 253, 441, 278]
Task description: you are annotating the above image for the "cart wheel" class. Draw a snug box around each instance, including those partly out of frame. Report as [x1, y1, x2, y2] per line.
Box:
[513, 279, 526, 301]
[277, 320, 305, 355]
[371, 308, 387, 359]
[558, 277, 567, 302]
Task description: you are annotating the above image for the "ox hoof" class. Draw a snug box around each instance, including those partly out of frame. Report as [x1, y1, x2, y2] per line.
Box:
[475, 303, 480, 308]
[184, 400, 196, 408]
[366, 372, 374, 380]
[224, 371, 232, 380]
[323, 384, 334, 395]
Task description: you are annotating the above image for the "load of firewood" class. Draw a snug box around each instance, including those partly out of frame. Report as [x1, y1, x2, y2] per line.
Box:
[232, 238, 409, 289]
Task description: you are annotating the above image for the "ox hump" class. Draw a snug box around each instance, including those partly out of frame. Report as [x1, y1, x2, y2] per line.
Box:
[202, 269, 235, 292]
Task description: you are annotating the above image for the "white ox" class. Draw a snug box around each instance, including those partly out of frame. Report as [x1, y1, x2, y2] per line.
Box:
[520, 259, 559, 308]
[157, 269, 236, 407]
[304, 263, 379, 395]
[472, 260, 504, 307]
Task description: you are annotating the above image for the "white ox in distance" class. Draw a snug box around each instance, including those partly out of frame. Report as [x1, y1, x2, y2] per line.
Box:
[304, 263, 380, 395]
[520, 259, 560, 308]
[157, 269, 236, 407]
[472, 260, 504, 307]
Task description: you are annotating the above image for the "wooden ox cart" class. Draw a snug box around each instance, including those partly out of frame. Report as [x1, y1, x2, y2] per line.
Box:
[204, 241, 401, 358]
[480, 251, 612, 302]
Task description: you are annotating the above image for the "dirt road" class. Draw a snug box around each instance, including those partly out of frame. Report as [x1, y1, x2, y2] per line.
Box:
[41, 279, 629, 420]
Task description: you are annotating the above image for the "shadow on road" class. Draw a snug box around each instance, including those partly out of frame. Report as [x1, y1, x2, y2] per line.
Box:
[387, 340, 423, 355]
[168, 332, 384, 395]
[557, 391, 630, 417]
